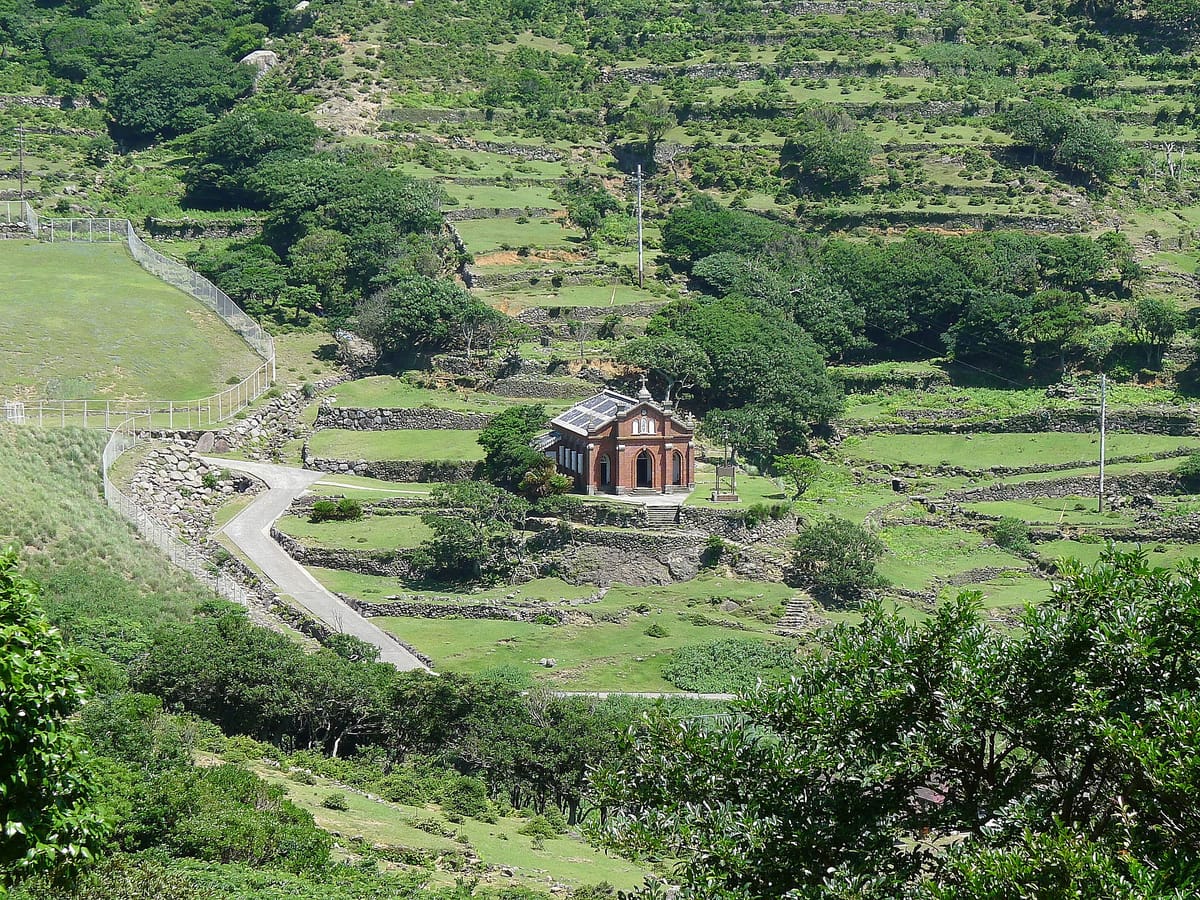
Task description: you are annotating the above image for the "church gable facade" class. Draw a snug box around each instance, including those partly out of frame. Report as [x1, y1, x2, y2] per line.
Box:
[536, 384, 697, 495]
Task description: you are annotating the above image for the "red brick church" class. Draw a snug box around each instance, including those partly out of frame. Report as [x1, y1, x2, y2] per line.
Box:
[534, 379, 697, 495]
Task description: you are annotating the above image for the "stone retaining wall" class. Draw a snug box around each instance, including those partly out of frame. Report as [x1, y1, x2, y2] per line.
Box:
[271, 528, 419, 577]
[844, 408, 1200, 436]
[866, 447, 1193, 480]
[144, 217, 264, 240]
[315, 405, 493, 431]
[489, 377, 593, 400]
[444, 207, 554, 222]
[0, 94, 91, 109]
[947, 471, 1181, 502]
[513, 300, 668, 324]
[301, 449, 480, 483]
[341, 594, 565, 623]
[679, 506, 803, 543]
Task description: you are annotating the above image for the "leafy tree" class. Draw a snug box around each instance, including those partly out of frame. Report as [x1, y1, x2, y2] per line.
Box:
[661, 197, 785, 268]
[617, 334, 711, 402]
[625, 90, 676, 146]
[594, 549, 1200, 898]
[943, 290, 1031, 371]
[1020, 289, 1093, 373]
[108, 48, 255, 140]
[183, 107, 321, 209]
[478, 404, 553, 493]
[773, 454, 822, 499]
[1, 550, 108, 885]
[791, 516, 887, 602]
[701, 407, 778, 465]
[556, 176, 619, 240]
[1004, 99, 1124, 182]
[416, 482, 531, 578]
[355, 276, 496, 356]
[1125, 296, 1182, 367]
[781, 107, 876, 195]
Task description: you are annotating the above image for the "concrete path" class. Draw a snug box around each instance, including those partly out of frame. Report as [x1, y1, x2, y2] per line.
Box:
[204, 456, 428, 671]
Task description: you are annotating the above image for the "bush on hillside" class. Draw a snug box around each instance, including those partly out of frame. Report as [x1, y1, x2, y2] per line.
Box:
[992, 516, 1032, 554]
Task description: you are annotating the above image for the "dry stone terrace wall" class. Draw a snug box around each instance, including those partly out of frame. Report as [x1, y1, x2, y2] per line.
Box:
[946, 471, 1182, 503]
[315, 405, 493, 431]
[857, 447, 1195, 480]
[301, 449, 481, 483]
[271, 528, 420, 578]
[843, 408, 1200, 437]
[341, 595, 567, 623]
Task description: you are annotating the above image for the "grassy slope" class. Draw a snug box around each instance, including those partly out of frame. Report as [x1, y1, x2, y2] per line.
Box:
[0, 241, 259, 400]
[247, 761, 648, 892]
[0, 425, 213, 639]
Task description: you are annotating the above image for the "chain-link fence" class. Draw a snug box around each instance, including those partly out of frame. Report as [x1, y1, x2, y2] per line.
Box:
[102, 419, 258, 607]
[4, 206, 280, 608]
[0, 200, 38, 237]
[4, 209, 276, 428]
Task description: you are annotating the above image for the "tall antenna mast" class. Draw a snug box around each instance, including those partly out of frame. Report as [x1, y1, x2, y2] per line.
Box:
[636, 164, 644, 289]
[1097, 372, 1107, 513]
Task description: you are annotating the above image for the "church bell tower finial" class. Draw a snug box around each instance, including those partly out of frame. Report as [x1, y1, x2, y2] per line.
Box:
[637, 373, 652, 401]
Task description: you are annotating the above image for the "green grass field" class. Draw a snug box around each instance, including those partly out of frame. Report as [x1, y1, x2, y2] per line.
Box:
[307, 429, 485, 462]
[0, 241, 259, 400]
[276, 513, 433, 550]
[454, 217, 581, 253]
[480, 283, 666, 313]
[964, 497, 1136, 528]
[328, 375, 570, 414]
[357, 576, 794, 690]
[877, 525, 1030, 593]
[841, 432, 1197, 469]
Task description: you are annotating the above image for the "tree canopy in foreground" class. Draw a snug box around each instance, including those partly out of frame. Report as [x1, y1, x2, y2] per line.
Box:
[593, 548, 1200, 899]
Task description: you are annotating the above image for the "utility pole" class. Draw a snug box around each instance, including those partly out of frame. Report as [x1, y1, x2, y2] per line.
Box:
[1098, 372, 1107, 513]
[636, 163, 644, 289]
[17, 125, 25, 200]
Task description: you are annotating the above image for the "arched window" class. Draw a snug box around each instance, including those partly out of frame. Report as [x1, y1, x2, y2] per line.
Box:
[631, 419, 641, 435]
[599, 454, 611, 487]
[672, 450, 684, 486]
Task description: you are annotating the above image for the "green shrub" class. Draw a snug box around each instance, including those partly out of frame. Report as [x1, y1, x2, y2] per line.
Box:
[992, 516, 1032, 554]
[1176, 453, 1200, 492]
[439, 775, 490, 818]
[321, 792, 349, 811]
[702, 534, 726, 567]
[644, 622, 669, 638]
[309, 498, 363, 523]
[663, 639, 797, 693]
[517, 815, 560, 840]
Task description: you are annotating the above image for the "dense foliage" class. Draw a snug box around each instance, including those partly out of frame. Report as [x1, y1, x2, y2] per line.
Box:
[0, 550, 107, 885]
[595, 550, 1200, 898]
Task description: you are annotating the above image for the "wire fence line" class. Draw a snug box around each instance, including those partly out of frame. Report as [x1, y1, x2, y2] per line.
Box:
[3, 202, 276, 430]
[3, 202, 279, 611]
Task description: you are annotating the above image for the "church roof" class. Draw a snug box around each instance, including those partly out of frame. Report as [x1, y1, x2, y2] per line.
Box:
[549, 387, 694, 437]
[550, 389, 639, 435]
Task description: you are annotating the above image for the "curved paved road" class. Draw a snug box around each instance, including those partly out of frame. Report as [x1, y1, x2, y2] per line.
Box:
[204, 456, 428, 671]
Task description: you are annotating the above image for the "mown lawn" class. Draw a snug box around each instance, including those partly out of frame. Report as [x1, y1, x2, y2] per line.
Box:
[0, 241, 259, 399]
[964, 497, 1136, 528]
[454, 217, 581, 252]
[841, 432, 1196, 469]
[307, 428, 484, 462]
[309, 474, 440, 499]
[328, 375, 569, 414]
[275, 513, 433, 550]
